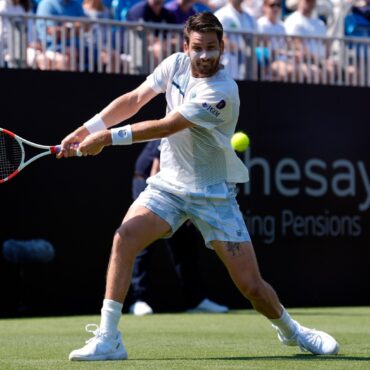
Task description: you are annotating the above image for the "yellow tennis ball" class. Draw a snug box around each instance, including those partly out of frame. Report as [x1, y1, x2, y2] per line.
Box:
[231, 132, 250, 152]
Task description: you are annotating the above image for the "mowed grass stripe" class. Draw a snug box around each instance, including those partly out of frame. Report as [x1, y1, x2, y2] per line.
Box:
[0, 307, 369, 369]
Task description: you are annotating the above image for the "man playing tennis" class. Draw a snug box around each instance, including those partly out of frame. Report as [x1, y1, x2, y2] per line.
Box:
[58, 12, 339, 361]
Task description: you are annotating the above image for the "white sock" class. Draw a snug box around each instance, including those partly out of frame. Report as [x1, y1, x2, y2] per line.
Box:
[270, 308, 298, 338]
[100, 299, 123, 336]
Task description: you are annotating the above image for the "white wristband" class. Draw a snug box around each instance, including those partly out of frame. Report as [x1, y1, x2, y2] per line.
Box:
[83, 114, 106, 134]
[111, 125, 133, 145]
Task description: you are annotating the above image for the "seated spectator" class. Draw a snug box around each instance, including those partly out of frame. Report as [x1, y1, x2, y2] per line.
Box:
[111, 0, 140, 20]
[345, 0, 370, 37]
[126, 0, 176, 69]
[83, 0, 115, 72]
[283, 0, 330, 82]
[214, 0, 257, 80]
[243, 0, 263, 18]
[0, 0, 37, 67]
[36, 0, 86, 71]
[285, 0, 334, 27]
[164, 0, 197, 24]
[256, 0, 287, 80]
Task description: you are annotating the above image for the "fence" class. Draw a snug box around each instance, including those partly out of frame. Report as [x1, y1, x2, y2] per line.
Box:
[1, 12, 370, 86]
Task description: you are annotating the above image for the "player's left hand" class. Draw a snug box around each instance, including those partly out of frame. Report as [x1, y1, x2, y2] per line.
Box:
[78, 131, 111, 156]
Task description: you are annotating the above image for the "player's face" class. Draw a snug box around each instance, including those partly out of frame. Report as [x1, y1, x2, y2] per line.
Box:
[184, 31, 224, 78]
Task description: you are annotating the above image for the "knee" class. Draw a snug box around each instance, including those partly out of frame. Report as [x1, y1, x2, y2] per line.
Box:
[111, 226, 138, 260]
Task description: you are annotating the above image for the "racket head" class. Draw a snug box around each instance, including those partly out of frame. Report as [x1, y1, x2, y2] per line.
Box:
[0, 128, 25, 183]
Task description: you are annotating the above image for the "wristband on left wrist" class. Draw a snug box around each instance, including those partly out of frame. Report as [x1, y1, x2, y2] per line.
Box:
[111, 125, 133, 145]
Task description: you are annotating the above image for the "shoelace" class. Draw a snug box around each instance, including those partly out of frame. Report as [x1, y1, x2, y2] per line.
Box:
[85, 323, 101, 344]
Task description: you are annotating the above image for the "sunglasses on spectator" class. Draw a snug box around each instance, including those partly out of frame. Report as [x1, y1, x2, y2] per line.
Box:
[268, 2, 281, 7]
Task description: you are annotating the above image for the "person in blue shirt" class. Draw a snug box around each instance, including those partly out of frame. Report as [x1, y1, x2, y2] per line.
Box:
[126, 0, 175, 23]
[164, 0, 197, 25]
[126, 0, 176, 68]
[36, 0, 86, 70]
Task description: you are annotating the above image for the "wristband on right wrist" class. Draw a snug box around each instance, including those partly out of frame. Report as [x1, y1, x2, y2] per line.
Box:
[83, 114, 106, 134]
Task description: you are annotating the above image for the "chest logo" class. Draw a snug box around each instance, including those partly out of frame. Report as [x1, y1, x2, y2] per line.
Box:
[202, 102, 221, 117]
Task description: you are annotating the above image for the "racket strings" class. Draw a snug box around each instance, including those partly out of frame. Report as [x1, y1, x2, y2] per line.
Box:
[0, 132, 23, 179]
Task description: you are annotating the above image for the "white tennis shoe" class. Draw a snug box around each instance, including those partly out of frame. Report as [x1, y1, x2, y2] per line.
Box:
[69, 324, 128, 361]
[188, 298, 229, 313]
[273, 321, 339, 355]
[129, 301, 153, 316]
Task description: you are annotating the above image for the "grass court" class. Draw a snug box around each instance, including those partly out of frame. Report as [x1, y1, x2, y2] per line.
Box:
[0, 307, 369, 369]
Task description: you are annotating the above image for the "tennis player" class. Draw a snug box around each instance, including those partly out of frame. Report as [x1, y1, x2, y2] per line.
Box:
[58, 12, 339, 361]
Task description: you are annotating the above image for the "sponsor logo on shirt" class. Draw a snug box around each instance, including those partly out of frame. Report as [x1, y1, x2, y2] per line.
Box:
[216, 99, 226, 109]
[202, 102, 220, 117]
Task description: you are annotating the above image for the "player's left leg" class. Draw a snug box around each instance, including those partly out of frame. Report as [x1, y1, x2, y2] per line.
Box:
[212, 240, 339, 355]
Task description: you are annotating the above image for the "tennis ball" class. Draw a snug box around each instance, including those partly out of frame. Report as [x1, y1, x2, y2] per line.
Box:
[231, 132, 250, 152]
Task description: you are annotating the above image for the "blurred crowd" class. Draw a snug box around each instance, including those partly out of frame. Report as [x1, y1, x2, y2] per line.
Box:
[1, 0, 370, 82]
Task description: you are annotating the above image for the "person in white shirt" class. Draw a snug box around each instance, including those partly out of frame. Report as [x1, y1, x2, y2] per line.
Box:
[214, 0, 257, 79]
[58, 12, 339, 362]
[0, 0, 34, 67]
[283, 0, 329, 81]
[256, 0, 287, 79]
[257, 0, 285, 35]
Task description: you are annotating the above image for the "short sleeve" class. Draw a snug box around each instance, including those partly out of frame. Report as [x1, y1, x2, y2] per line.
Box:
[146, 53, 180, 94]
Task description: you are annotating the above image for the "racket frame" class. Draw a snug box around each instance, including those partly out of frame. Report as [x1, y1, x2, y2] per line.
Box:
[0, 128, 60, 183]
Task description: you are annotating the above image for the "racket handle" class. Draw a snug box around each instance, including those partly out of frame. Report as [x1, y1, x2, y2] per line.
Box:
[54, 145, 82, 157]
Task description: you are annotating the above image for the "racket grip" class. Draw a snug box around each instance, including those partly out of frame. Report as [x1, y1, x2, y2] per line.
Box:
[54, 145, 82, 156]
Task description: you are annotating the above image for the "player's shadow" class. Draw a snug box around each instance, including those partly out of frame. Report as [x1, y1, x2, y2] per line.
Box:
[206, 355, 370, 362]
[135, 355, 370, 362]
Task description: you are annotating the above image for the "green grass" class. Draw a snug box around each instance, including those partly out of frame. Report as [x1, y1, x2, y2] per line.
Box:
[0, 307, 369, 369]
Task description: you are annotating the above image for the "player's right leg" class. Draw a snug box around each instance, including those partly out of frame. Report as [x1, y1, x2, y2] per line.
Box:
[69, 203, 172, 361]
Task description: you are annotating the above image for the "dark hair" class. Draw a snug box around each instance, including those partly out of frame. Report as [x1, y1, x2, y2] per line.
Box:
[183, 12, 223, 44]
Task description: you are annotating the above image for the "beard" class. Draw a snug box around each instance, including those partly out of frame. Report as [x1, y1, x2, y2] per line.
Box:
[190, 52, 221, 78]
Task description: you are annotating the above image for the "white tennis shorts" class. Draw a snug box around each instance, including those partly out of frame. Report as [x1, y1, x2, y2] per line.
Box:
[134, 183, 251, 249]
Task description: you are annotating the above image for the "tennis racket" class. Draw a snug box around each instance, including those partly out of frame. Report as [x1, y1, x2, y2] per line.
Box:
[0, 127, 81, 183]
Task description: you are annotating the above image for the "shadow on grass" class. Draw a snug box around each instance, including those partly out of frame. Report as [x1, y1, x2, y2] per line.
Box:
[233, 310, 370, 318]
[135, 355, 370, 362]
[208, 355, 370, 362]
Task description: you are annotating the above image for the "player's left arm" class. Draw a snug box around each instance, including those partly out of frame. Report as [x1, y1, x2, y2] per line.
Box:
[77, 111, 194, 156]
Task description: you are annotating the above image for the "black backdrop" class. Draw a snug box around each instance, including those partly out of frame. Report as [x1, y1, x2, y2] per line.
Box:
[0, 69, 369, 317]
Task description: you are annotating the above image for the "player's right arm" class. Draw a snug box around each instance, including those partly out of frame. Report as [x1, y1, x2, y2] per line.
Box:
[58, 81, 158, 158]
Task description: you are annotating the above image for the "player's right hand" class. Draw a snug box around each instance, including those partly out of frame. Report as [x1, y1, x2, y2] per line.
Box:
[57, 127, 89, 158]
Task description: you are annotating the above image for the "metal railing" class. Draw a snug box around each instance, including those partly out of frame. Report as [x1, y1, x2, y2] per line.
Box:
[1, 12, 370, 87]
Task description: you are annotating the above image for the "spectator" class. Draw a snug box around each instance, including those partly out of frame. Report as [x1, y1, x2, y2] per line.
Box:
[284, 0, 329, 82]
[36, 0, 86, 70]
[243, 0, 263, 18]
[126, 0, 176, 69]
[214, 0, 257, 80]
[164, 0, 197, 24]
[285, 0, 334, 27]
[83, 0, 115, 72]
[126, 0, 175, 24]
[345, 0, 370, 37]
[258, 0, 285, 35]
[129, 140, 229, 315]
[257, 0, 287, 80]
[0, 0, 35, 67]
